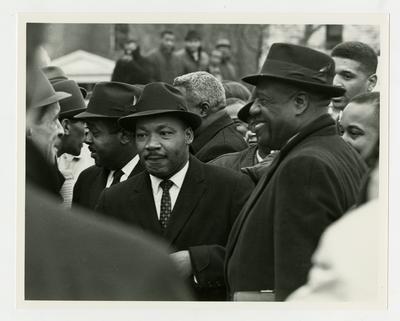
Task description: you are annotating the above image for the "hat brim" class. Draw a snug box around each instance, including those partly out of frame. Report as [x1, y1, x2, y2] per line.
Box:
[119, 109, 202, 130]
[237, 101, 254, 123]
[74, 110, 122, 119]
[60, 107, 87, 119]
[31, 91, 71, 109]
[242, 74, 346, 98]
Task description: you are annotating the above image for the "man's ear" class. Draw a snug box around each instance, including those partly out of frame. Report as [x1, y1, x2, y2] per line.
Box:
[184, 127, 194, 145]
[118, 129, 134, 145]
[293, 92, 309, 115]
[199, 102, 210, 117]
[61, 118, 70, 135]
[367, 74, 377, 92]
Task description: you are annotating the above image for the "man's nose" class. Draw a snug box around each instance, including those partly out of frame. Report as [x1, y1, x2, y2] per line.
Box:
[84, 130, 93, 144]
[56, 119, 64, 137]
[249, 101, 261, 116]
[333, 74, 343, 87]
[145, 134, 161, 150]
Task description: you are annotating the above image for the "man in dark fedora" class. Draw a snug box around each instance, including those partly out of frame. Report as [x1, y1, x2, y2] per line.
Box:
[96, 82, 254, 301]
[25, 67, 191, 301]
[49, 79, 94, 208]
[72, 81, 144, 211]
[224, 43, 368, 301]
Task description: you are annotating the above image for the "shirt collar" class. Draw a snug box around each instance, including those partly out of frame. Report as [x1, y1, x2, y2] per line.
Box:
[119, 154, 140, 176]
[149, 160, 189, 192]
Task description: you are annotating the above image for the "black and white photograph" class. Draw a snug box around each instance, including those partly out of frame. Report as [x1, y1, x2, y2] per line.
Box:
[3, 2, 397, 321]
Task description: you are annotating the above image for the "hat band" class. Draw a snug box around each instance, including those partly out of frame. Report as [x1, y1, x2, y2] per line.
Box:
[261, 59, 334, 85]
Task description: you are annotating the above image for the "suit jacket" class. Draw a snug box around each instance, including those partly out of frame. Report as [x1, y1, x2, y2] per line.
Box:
[25, 184, 191, 300]
[72, 160, 144, 211]
[225, 114, 368, 301]
[96, 156, 254, 300]
[191, 112, 248, 163]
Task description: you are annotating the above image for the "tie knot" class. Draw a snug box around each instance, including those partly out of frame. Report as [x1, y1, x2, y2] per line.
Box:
[113, 169, 124, 180]
[160, 179, 173, 192]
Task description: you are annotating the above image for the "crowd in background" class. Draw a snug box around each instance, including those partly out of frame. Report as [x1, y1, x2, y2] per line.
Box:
[25, 23, 381, 303]
[111, 29, 238, 85]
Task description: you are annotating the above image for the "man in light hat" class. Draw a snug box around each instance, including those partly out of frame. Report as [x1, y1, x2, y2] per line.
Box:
[72, 82, 144, 211]
[224, 43, 368, 301]
[26, 68, 70, 197]
[96, 82, 254, 301]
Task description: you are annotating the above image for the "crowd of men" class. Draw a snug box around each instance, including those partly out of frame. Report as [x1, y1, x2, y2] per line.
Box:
[111, 30, 238, 85]
[25, 28, 381, 302]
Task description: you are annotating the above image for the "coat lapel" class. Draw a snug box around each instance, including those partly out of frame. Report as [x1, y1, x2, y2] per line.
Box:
[164, 157, 207, 244]
[129, 173, 163, 235]
[90, 168, 109, 208]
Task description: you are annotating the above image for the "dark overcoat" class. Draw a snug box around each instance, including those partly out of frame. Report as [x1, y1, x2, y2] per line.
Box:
[225, 114, 368, 301]
[191, 112, 248, 163]
[96, 156, 254, 300]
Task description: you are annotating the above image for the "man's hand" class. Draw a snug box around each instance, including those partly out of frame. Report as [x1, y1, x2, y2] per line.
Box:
[170, 250, 193, 278]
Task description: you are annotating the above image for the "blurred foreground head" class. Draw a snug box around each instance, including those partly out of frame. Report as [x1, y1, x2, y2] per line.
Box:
[26, 68, 70, 164]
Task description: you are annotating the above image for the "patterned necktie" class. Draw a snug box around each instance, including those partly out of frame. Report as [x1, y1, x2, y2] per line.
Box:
[159, 179, 174, 229]
[110, 169, 124, 186]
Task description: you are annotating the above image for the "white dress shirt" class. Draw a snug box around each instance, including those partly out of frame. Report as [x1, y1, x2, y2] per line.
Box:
[57, 145, 95, 208]
[149, 161, 189, 219]
[105, 155, 140, 188]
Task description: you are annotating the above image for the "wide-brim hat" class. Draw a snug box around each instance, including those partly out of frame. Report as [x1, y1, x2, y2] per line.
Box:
[119, 82, 201, 130]
[242, 43, 345, 98]
[74, 82, 143, 120]
[52, 80, 87, 118]
[28, 69, 71, 109]
[42, 65, 88, 98]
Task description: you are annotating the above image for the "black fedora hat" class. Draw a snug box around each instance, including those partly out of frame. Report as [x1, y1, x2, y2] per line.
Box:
[52, 80, 87, 119]
[29, 69, 71, 109]
[119, 82, 201, 130]
[42, 65, 88, 98]
[74, 82, 143, 119]
[242, 43, 345, 97]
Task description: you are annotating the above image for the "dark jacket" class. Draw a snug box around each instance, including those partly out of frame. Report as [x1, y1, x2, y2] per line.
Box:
[175, 48, 209, 74]
[146, 46, 184, 84]
[72, 161, 144, 211]
[225, 114, 368, 301]
[191, 112, 248, 163]
[111, 48, 152, 85]
[96, 156, 254, 300]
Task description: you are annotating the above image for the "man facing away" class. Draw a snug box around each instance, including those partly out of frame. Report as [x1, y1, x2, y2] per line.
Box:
[330, 41, 378, 120]
[72, 82, 144, 211]
[174, 71, 248, 162]
[96, 82, 254, 300]
[225, 43, 368, 301]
